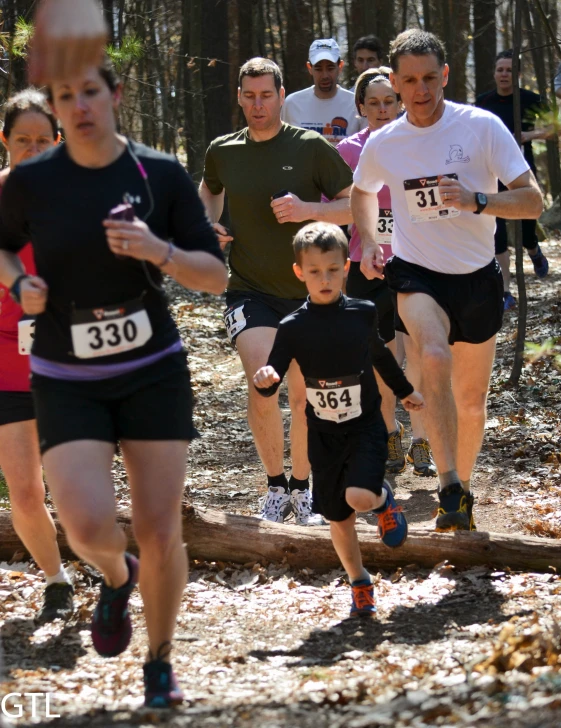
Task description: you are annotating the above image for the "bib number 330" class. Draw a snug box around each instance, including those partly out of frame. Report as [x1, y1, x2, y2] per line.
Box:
[71, 298, 152, 359]
[305, 374, 362, 423]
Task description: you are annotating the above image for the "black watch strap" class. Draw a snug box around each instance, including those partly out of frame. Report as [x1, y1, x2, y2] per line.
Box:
[474, 192, 488, 215]
[9, 274, 30, 304]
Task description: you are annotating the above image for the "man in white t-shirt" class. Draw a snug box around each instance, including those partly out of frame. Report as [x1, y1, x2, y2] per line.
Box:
[352, 29, 543, 532]
[282, 38, 361, 145]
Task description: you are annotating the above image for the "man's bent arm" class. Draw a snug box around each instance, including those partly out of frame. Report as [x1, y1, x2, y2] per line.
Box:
[351, 184, 384, 280]
[484, 171, 542, 219]
[199, 180, 225, 223]
[302, 186, 352, 225]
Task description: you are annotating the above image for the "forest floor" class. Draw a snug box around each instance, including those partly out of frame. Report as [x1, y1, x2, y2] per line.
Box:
[1, 240, 561, 728]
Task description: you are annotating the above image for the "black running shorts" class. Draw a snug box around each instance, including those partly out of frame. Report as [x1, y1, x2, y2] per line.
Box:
[0, 391, 34, 426]
[346, 262, 396, 343]
[224, 290, 305, 344]
[384, 256, 503, 345]
[31, 352, 197, 454]
[308, 416, 388, 522]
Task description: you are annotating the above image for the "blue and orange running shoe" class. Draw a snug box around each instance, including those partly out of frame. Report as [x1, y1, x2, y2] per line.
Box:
[91, 552, 139, 657]
[373, 481, 408, 548]
[144, 642, 185, 708]
[350, 579, 376, 617]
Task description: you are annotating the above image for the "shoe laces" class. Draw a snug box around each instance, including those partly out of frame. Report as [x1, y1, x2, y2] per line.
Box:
[411, 440, 433, 466]
[351, 583, 375, 611]
[291, 489, 312, 515]
[387, 429, 403, 461]
[377, 505, 403, 537]
[96, 583, 131, 631]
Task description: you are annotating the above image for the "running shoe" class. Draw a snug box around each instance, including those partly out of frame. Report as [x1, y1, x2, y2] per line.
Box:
[260, 486, 291, 523]
[386, 421, 406, 473]
[35, 582, 74, 624]
[350, 578, 377, 617]
[435, 483, 473, 531]
[406, 439, 437, 477]
[289, 488, 325, 526]
[143, 642, 184, 708]
[503, 292, 517, 311]
[91, 552, 139, 657]
[529, 245, 549, 279]
[372, 481, 408, 548]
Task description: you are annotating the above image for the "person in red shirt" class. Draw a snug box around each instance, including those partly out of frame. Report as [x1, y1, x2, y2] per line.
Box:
[0, 89, 71, 622]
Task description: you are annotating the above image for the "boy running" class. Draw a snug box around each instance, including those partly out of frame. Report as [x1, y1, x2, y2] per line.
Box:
[253, 222, 424, 615]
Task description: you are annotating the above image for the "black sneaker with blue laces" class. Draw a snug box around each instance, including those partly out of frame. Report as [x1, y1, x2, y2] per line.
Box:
[143, 642, 184, 708]
[529, 245, 549, 279]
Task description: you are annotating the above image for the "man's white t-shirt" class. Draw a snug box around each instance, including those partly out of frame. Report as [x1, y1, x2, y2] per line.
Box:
[282, 86, 361, 145]
[353, 101, 530, 274]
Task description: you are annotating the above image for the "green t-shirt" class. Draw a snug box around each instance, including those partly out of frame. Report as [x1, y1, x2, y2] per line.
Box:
[203, 122, 353, 299]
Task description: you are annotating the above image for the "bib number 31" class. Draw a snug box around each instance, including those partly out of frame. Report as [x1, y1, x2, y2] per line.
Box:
[71, 299, 152, 359]
[404, 173, 460, 223]
[305, 374, 362, 423]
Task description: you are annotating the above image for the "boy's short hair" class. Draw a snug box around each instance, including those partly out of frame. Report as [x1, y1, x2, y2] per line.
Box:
[293, 222, 348, 265]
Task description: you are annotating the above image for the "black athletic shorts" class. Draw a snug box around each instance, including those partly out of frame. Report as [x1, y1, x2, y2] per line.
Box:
[31, 351, 197, 454]
[346, 262, 395, 343]
[224, 290, 305, 343]
[385, 256, 503, 345]
[494, 180, 538, 255]
[309, 415, 388, 522]
[0, 391, 34, 426]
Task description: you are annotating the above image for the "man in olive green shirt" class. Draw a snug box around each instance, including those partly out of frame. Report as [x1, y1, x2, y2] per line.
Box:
[200, 57, 353, 526]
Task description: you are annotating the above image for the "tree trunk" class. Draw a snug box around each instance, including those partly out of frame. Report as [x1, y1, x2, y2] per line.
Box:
[201, 0, 232, 146]
[473, 0, 497, 96]
[2, 507, 561, 573]
[283, 0, 313, 94]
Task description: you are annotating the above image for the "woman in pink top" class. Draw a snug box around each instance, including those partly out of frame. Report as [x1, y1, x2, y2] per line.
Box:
[337, 69, 436, 478]
[0, 90, 72, 622]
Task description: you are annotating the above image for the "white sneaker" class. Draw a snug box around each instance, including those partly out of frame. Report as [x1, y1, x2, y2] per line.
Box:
[260, 486, 291, 522]
[290, 488, 325, 526]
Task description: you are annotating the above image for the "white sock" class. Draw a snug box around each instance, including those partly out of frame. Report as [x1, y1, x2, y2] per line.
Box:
[45, 565, 71, 587]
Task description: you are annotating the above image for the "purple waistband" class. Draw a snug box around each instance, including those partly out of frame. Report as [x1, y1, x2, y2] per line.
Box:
[30, 339, 183, 381]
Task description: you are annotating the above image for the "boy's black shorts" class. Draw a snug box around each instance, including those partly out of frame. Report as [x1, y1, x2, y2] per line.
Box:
[384, 256, 503, 345]
[346, 262, 395, 343]
[31, 351, 197, 454]
[309, 415, 388, 522]
[224, 290, 305, 343]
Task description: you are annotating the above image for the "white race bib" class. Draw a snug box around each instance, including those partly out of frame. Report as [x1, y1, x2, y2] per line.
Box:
[224, 304, 247, 342]
[71, 299, 152, 359]
[18, 317, 36, 356]
[305, 374, 362, 423]
[376, 208, 393, 246]
[404, 174, 460, 223]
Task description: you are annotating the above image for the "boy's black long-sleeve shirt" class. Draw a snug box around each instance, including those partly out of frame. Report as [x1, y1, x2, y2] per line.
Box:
[257, 295, 414, 433]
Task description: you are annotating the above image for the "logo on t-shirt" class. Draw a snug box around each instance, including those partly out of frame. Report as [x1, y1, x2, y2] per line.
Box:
[445, 144, 470, 165]
[302, 116, 349, 140]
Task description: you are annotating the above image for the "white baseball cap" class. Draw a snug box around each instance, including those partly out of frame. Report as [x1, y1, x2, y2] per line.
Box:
[309, 38, 341, 65]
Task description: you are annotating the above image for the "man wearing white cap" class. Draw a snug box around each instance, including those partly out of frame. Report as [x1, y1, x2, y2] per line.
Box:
[282, 39, 361, 146]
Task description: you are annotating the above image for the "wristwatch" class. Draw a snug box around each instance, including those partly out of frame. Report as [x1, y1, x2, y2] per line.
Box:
[9, 274, 30, 304]
[474, 192, 488, 215]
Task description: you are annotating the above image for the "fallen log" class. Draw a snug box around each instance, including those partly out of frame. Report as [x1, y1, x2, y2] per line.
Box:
[1, 506, 561, 573]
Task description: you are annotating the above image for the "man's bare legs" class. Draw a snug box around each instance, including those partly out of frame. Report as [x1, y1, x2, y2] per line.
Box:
[237, 327, 285, 477]
[398, 292, 457, 477]
[237, 327, 310, 480]
[451, 337, 496, 486]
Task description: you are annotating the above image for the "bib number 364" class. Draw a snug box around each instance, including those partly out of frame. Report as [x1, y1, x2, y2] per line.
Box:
[71, 299, 152, 359]
[305, 374, 362, 423]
